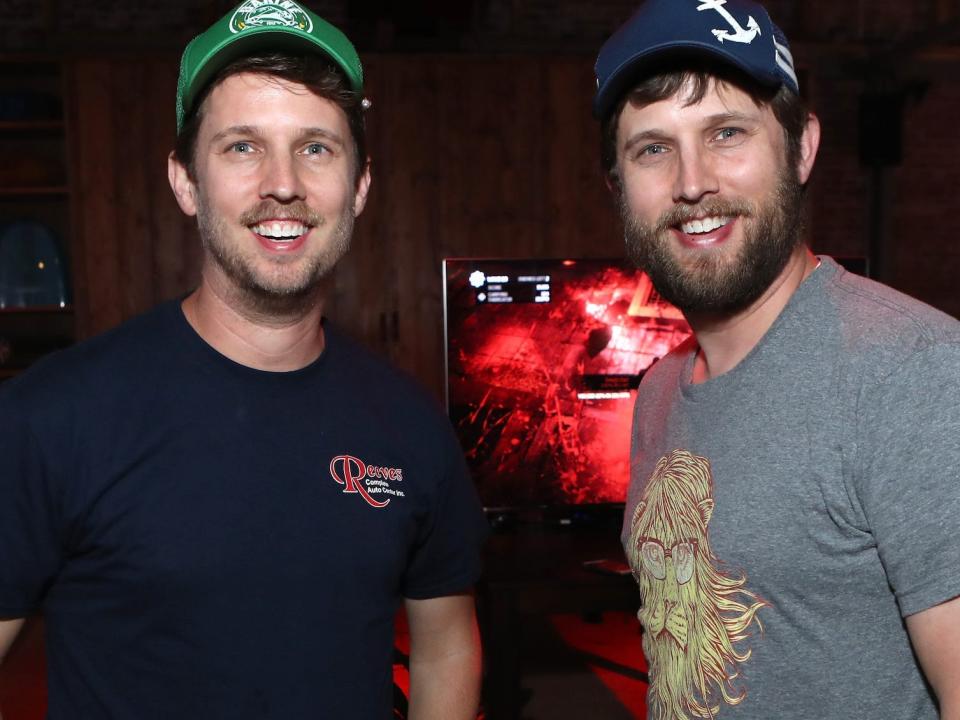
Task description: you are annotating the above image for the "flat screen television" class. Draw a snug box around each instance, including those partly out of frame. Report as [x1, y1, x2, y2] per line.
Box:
[443, 258, 691, 516]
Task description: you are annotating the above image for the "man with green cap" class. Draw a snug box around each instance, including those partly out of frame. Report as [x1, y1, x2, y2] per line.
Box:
[0, 2, 486, 718]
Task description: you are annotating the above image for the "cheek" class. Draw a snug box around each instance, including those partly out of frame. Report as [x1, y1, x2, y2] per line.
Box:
[196, 165, 254, 206]
[199, 185, 245, 219]
[723, 148, 784, 198]
[305, 173, 356, 214]
[620, 174, 669, 224]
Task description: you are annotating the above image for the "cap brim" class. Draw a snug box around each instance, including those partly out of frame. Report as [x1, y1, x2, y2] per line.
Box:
[593, 41, 783, 119]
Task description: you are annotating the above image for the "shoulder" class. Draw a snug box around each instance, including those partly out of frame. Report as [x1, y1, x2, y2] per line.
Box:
[638, 334, 696, 390]
[631, 334, 695, 439]
[1, 301, 183, 423]
[825, 262, 959, 343]
[322, 322, 451, 425]
[319, 324, 472, 503]
[816, 259, 960, 383]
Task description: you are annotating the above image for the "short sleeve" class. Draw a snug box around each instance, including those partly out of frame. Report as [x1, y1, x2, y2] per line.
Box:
[0, 383, 64, 617]
[401, 424, 488, 599]
[855, 342, 960, 617]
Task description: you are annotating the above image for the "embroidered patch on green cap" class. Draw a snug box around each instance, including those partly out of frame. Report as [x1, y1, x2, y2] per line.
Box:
[176, 0, 363, 132]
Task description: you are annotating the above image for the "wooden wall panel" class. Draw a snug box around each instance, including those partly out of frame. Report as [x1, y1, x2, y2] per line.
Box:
[69, 59, 124, 337]
[544, 58, 623, 257]
[331, 54, 621, 399]
[69, 55, 199, 340]
[112, 60, 156, 316]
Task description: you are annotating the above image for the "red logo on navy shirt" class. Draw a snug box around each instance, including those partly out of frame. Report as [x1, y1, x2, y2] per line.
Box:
[329, 455, 405, 508]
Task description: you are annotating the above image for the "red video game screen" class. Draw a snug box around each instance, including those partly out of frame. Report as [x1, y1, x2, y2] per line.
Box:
[443, 258, 691, 509]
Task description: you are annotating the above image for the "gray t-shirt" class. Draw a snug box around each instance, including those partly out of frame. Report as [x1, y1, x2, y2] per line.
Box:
[623, 257, 960, 719]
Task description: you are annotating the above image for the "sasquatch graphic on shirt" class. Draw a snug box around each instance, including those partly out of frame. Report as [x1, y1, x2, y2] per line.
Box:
[627, 449, 768, 720]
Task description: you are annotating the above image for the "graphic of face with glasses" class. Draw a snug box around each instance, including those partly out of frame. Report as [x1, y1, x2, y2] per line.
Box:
[627, 449, 768, 720]
[637, 537, 698, 585]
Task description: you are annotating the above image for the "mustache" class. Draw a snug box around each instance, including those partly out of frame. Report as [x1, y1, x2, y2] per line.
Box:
[238, 200, 323, 227]
[650, 199, 755, 234]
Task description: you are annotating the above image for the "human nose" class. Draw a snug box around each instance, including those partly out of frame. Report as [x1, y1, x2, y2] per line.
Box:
[258, 152, 306, 202]
[672, 146, 718, 204]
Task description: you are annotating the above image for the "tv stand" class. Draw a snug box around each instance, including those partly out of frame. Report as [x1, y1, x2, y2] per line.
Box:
[484, 503, 626, 533]
[477, 517, 640, 719]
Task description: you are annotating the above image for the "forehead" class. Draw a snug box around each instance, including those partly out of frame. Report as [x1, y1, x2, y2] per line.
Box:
[617, 76, 776, 136]
[198, 72, 350, 138]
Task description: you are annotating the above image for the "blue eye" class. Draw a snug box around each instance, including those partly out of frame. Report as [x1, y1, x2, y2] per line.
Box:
[716, 128, 742, 141]
[230, 142, 253, 153]
[641, 144, 667, 156]
[304, 143, 329, 155]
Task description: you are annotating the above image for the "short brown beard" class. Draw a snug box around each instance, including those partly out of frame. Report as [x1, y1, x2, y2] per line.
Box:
[196, 196, 354, 319]
[621, 166, 805, 316]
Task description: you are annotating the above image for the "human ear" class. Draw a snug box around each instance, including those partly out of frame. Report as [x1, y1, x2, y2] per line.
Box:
[168, 151, 198, 217]
[352, 157, 372, 217]
[796, 113, 821, 185]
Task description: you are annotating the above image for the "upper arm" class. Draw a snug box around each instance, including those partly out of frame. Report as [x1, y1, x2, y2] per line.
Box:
[404, 594, 480, 661]
[855, 344, 960, 617]
[401, 422, 487, 600]
[906, 595, 960, 716]
[0, 619, 24, 664]
[403, 594, 482, 720]
[0, 387, 66, 616]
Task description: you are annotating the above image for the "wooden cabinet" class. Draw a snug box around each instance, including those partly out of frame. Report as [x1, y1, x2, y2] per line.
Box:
[0, 57, 74, 381]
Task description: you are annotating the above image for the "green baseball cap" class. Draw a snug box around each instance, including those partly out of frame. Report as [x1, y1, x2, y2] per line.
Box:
[176, 0, 363, 132]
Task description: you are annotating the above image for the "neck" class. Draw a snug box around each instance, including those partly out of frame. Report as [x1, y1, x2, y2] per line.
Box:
[686, 247, 818, 383]
[182, 274, 326, 372]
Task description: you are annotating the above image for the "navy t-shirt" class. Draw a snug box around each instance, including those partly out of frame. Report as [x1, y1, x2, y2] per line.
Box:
[0, 300, 487, 719]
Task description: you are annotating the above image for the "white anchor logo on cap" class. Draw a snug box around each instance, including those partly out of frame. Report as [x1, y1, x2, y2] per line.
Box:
[697, 0, 761, 44]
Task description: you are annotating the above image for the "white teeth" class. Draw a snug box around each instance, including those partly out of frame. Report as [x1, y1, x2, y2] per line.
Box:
[681, 216, 730, 235]
[252, 221, 308, 241]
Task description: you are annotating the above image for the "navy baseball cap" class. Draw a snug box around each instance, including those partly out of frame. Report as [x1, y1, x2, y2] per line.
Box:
[594, 0, 798, 119]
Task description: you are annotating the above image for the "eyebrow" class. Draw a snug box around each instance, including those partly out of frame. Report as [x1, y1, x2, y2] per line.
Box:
[702, 111, 761, 127]
[622, 129, 669, 155]
[209, 125, 347, 148]
[622, 111, 761, 153]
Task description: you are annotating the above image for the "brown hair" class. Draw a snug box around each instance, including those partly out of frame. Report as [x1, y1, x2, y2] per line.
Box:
[600, 62, 808, 187]
[174, 51, 367, 185]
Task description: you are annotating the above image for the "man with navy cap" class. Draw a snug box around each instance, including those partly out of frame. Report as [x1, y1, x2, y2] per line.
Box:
[596, 1, 960, 718]
[0, 2, 486, 718]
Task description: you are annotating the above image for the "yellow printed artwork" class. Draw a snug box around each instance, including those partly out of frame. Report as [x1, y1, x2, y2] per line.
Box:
[627, 449, 768, 719]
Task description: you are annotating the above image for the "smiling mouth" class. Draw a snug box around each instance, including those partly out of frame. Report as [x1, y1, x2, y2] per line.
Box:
[677, 215, 732, 235]
[250, 220, 311, 243]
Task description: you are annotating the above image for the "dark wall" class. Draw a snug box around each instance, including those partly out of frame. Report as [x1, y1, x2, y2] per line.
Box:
[16, 0, 956, 399]
[64, 45, 960, 402]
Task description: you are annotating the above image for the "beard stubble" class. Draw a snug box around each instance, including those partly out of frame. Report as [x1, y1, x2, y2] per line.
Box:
[622, 166, 806, 316]
[195, 194, 355, 319]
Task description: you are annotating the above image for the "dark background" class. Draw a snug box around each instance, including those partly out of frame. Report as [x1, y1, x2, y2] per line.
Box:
[2, 0, 959, 399]
[1, 3, 959, 717]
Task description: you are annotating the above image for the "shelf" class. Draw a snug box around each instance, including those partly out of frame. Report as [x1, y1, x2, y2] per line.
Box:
[0, 306, 74, 334]
[0, 305, 73, 314]
[0, 56, 75, 377]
